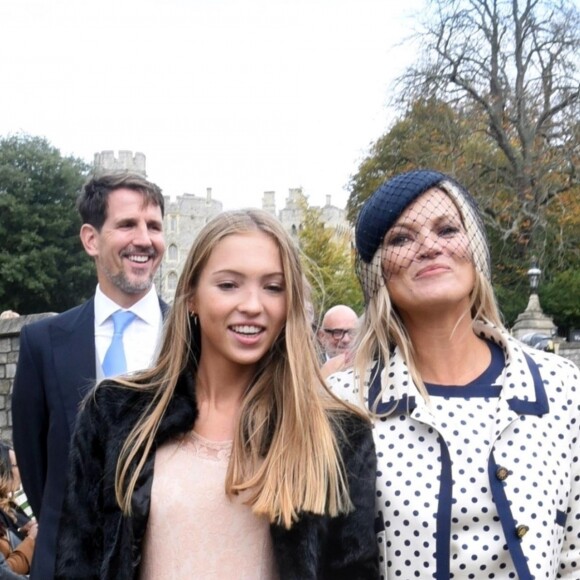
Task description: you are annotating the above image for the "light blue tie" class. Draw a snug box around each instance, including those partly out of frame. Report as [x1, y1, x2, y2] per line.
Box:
[102, 311, 137, 377]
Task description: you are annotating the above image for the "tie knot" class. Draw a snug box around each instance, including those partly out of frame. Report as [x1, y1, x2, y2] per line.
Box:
[111, 311, 137, 336]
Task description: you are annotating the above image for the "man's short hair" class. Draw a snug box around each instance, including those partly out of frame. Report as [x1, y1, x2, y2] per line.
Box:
[77, 171, 165, 230]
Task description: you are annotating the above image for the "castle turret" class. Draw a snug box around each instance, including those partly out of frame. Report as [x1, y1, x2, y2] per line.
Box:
[262, 191, 277, 215]
[93, 150, 147, 175]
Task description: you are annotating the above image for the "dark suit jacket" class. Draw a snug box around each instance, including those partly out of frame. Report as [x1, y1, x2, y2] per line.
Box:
[12, 297, 168, 580]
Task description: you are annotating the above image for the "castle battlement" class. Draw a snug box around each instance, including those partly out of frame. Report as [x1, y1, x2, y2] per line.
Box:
[94, 150, 147, 175]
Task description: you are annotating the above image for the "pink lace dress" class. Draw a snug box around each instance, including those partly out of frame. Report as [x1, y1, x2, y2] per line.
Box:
[139, 431, 279, 579]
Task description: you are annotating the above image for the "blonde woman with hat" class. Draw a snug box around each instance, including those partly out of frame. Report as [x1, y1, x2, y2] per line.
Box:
[328, 170, 580, 579]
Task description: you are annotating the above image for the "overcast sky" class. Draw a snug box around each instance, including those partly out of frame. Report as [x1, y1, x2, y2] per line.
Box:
[0, 0, 423, 210]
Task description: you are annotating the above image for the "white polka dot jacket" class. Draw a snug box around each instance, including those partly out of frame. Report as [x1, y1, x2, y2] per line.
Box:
[328, 322, 580, 579]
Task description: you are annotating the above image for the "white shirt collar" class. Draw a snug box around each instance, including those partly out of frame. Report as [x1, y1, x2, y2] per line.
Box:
[94, 284, 160, 326]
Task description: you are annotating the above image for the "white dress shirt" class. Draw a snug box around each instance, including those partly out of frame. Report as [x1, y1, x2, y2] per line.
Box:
[94, 285, 163, 380]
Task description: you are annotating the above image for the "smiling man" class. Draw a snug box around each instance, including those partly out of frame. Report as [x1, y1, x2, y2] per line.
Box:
[12, 172, 168, 579]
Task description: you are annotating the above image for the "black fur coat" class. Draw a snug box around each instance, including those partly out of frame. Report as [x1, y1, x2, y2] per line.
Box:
[54, 373, 379, 579]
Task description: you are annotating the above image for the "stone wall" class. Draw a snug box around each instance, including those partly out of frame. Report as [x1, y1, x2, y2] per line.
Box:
[0, 313, 55, 443]
[558, 342, 580, 368]
[159, 190, 223, 303]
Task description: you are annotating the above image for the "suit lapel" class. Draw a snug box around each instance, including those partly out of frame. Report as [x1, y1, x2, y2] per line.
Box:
[159, 298, 170, 319]
[50, 296, 166, 435]
[51, 299, 97, 434]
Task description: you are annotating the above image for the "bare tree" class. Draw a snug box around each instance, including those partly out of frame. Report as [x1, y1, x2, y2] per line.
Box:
[401, 0, 580, 254]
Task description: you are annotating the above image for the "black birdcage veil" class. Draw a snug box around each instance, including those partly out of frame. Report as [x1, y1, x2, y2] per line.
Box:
[355, 171, 490, 304]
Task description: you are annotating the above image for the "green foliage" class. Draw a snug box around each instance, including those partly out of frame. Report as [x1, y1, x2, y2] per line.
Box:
[493, 282, 529, 329]
[0, 134, 94, 314]
[403, 0, 580, 259]
[297, 201, 363, 321]
[346, 93, 580, 333]
[347, 98, 469, 223]
[541, 270, 580, 335]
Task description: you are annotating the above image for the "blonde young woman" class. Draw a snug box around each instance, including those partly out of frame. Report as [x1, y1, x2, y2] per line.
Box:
[55, 209, 379, 580]
[328, 170, 580, 579]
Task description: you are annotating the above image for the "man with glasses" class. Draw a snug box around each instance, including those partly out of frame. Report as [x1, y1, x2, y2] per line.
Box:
[318, 305, 358, 377]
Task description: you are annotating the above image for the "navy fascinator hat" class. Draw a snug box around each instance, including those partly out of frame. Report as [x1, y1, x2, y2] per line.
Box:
[354, 169, 491, 303]
[355, 170, 448, 263]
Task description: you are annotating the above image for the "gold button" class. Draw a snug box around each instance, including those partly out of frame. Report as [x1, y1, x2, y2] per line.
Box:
[516, 525, 529, 538]
[496, 466, 509, 481]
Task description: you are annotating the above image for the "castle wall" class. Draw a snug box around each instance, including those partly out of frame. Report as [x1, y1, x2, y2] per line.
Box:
[158, 192, 224, 302]
[157, 187, 349, 302]
[93, 150, 147, 175]
[558, 342, 580, 368]
[0, 314, 56, 442]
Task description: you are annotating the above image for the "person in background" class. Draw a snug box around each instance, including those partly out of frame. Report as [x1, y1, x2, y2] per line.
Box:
[12, 171, 168, 579]
[55, 209, 378, 580]
[0, 311, 19, 320]
[318, 305, 359, 378]
[0, 553, 28, 580]
[329, 169, 580, 579]
[0, 444, 33, 523]
[0, 442, 37, 576]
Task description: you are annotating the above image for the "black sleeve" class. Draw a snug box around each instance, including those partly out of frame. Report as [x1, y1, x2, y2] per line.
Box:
[54, 395, 106, 580]
[270, 414, 380, 580]
[325, 414, 379, 579]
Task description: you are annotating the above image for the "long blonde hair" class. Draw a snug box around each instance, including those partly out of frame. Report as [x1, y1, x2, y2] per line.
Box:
[114, 209, 362, 528]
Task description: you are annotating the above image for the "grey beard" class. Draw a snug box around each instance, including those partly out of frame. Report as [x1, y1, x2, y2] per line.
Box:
[107, 270, 153, 295]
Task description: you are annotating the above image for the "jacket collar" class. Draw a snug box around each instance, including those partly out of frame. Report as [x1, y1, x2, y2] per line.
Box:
[154, 370, 199, 444]
[367, 322, 549, 418]
[474, 321, 549, 416]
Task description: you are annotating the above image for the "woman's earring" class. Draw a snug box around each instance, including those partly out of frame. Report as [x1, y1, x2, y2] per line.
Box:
[190, 311, 199, 327]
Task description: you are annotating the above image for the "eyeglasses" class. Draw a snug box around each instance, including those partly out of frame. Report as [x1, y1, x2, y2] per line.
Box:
[322, 328, 356, 340]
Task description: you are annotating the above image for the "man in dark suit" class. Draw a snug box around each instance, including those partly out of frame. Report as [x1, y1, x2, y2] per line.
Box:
[12, 172, 168, 579]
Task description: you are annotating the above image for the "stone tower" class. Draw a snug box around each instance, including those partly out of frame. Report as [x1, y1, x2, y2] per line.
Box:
[93, 150, 147, 175]
[159, 189, 224, 302]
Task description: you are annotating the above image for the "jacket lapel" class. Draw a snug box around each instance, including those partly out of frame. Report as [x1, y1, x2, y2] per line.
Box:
[368, 325, 550, 438]
[159, 298, 170, 319]
[51, 299, 97, 434]
[367, 359, 417, 416]
[480, 325, 550, 442]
